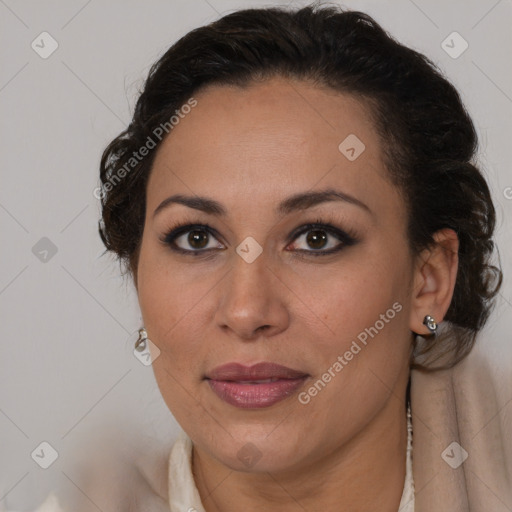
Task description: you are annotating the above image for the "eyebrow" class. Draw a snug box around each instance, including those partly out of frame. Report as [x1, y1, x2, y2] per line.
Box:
[153, 188, 372, 218]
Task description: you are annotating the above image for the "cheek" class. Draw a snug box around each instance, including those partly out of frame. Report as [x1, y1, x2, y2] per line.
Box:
[137, 236, 200, 334]
[309, 245, 411, 383]
[137, 256, 206, 422]
[137, 243, 186, 373]
[136, 240, 217, 387]
[316, 253, 404, 333]
[295, 267, 410, 441]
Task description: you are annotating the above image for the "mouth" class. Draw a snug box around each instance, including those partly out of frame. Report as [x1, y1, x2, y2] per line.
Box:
[204, 362, 309, 409]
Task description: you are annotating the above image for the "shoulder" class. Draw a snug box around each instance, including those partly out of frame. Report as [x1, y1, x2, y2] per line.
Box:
[410, 343, 512, 508]
[24, 433, 177, 512]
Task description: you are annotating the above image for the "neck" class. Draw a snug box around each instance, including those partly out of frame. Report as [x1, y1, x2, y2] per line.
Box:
[192, 394, 409, 512]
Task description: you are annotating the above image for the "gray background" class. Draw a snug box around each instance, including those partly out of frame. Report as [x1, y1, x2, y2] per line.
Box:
[1, 0, 511, 509]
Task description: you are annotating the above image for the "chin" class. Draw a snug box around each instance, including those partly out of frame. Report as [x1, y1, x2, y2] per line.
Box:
[223, 447, 302, 474]
[207, 428, 308, 474]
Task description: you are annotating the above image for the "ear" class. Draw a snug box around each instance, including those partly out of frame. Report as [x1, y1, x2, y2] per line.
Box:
[409, 228, 459, 336]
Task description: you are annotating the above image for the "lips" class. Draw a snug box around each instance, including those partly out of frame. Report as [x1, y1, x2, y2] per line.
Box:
[205, 362, 309, 408]
[205, 362, 308, 382]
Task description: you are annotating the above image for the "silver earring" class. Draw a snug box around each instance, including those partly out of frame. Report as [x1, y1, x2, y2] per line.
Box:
[135, 327, 147, 351]
[422, 315, 438, 335]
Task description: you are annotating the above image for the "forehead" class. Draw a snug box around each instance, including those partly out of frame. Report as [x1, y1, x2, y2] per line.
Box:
[147, 77, 399, 220]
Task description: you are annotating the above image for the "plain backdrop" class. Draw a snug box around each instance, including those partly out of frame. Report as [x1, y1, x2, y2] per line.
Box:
[1, 0, 511, 509]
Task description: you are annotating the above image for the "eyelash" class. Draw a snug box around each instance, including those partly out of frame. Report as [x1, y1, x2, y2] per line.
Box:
[159, 217, 359, 258]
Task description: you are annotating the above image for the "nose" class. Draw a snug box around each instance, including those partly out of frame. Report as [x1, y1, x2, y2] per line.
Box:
[214, 249, 290, 341]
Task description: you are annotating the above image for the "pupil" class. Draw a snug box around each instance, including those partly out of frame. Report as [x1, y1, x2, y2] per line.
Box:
[307, 229, 327, 249]
[189, 230, 208, 249]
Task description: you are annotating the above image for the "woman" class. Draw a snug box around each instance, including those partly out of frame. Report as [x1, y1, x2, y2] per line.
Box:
[24, 3, 509, 511]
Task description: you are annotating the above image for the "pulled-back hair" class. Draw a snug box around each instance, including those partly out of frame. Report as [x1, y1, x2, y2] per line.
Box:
[98, 3, 503, 371]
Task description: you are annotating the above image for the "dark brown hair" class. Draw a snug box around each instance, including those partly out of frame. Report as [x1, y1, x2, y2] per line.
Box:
[98, 3, 503, 371]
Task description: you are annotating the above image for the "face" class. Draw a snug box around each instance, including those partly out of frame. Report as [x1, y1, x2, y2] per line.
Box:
[136, 76, 416, 473]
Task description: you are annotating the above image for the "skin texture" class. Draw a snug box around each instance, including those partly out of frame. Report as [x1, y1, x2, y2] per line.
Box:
[135, 76, 459, 512]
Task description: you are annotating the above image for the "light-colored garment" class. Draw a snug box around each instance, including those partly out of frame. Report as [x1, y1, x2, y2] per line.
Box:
[410, 352, 512, 511]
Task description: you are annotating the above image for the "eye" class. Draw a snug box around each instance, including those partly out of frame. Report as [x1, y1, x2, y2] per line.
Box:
[161, 223, 224, 255]
[286, 222, 357, 256]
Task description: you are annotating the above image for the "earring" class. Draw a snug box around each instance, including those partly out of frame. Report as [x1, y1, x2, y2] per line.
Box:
[135, 327, 147, 351]
[422, 315, 438, 336]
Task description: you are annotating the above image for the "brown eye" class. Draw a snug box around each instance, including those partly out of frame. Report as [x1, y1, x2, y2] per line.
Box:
[188, 229, 210, 249]
[163, 224, 224, 253]
[305, 229, 328, 250]
[290, 226, 346, 253]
